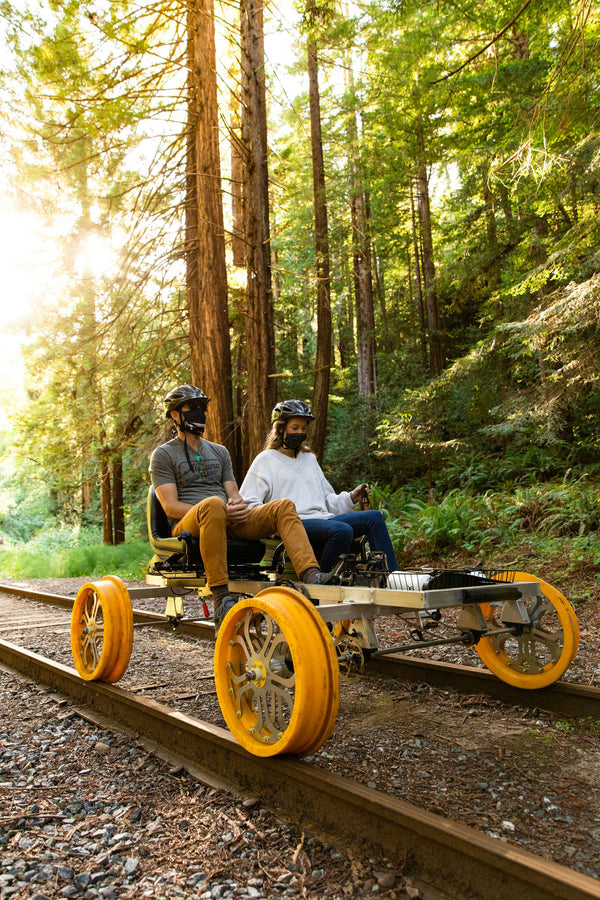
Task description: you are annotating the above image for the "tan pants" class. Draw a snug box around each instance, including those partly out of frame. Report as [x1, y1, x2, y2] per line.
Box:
[172, 496, 318, 589]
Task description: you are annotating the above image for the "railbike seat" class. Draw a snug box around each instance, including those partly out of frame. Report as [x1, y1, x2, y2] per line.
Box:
[146, 486, 266, 575]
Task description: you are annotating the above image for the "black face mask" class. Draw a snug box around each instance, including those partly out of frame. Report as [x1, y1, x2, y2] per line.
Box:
[180, 408, 206, 435]
[282, 432, 306, 451]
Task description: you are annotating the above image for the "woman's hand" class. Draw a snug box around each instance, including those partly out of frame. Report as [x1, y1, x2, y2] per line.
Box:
[350, 483, 370, 505]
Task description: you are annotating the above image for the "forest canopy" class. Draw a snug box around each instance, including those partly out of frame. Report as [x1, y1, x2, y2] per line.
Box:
[0, 0, 598, 558]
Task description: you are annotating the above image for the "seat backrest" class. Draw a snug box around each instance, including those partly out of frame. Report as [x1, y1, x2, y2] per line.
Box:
[148, 484, 171, 540]
[147, 485, 193, 563]
[147, 485, 266, 569]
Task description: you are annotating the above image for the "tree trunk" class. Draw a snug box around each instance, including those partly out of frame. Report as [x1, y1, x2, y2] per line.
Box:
[415, 120, 443, 377]
[336, 245, 354, 368]
[112, 453, 125, 544]
[101, 457, 113, 545]
[352, 190, 377, 396]
[482, 160, 501, 293]
[231, 288, 247, 482]
[346, 67, 376, 397]
[366, 189, 389, 353]
[186, 0, 235, 460]
[409, 178, 428, 373]
[230, 90, 245, 268]
[81, 441, 92, 518]
[239, 0, 276, 468]
[307, 38, 331, 463]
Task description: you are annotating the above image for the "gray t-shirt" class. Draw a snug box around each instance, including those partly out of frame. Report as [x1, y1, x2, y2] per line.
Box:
[150, 437, 235, 528]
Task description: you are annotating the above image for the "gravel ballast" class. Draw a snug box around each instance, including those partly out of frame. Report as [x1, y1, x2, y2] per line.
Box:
[2, 573, 600, 896]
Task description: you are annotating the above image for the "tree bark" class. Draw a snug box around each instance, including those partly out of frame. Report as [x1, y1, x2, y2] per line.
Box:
[346, 69, 376, 397]
[415, 119, 443, 377]
[230, 91, 245, 268]
[186, 0, 235, 460]
[307, 38, 331, 462]
[409, 178, 428, 373]
[101, 457, 113, 545]
[239, 0, 276, 468]
[483, 159, 501, 293]
[112, 453, 125, 544]
[352, 195, 376, 396]
[335, 244, 354, 368]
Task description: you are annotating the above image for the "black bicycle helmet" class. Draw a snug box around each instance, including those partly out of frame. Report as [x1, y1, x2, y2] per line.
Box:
[271, 399, 315, 423]
[164, 385, 209, 418]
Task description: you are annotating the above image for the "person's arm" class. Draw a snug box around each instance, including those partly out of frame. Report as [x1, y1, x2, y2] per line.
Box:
[154, 482, 193, 522]
[316, 463, 355, 514]
[239, 455, 271, 508]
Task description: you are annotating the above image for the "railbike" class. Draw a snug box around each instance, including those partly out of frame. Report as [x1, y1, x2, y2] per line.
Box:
[70, 487, 580, 757]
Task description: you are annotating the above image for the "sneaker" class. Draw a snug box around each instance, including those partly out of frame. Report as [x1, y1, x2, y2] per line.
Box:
[213, 594, 240, 634]
[303, 570, 334, 586]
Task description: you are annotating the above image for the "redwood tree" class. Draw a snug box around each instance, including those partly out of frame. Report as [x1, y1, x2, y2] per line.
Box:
[307, 36, 332, 462]
[239, 0, 276, 467]
[415, 117, 443, 377]
[186, 0, 236, 458]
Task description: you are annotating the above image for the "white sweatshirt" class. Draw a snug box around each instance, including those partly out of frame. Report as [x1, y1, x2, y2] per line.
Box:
[240, 449, 354, 519]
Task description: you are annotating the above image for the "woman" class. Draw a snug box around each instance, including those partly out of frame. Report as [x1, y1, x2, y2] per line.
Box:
[240, 399, 398, 572]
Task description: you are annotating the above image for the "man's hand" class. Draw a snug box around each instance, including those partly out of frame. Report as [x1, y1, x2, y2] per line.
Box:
[226, 496, 250, 525]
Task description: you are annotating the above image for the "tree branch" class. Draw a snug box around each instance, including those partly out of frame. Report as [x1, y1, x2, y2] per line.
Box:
[431, 0, 535, 83]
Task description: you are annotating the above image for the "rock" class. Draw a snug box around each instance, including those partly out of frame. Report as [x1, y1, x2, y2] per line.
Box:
[376, 871, 396, 889]
[124, 857, 139, 876]
[98, 888, 117, 900]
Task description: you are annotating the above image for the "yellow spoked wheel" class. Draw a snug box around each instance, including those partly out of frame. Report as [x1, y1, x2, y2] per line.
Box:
[475, 571, 578, 689]
[333, 621, 365, 679]
[333, 619, 352, 638]
[335, 635, 365, 680]
[70, 576, 134, 683]
[214, 586, 339, 757]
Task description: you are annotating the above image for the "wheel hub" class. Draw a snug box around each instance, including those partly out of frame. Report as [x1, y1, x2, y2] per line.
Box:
[247, 659, 267, 688]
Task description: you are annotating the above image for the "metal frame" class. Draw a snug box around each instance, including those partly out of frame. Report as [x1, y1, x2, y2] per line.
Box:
[135, 571, 543, 630]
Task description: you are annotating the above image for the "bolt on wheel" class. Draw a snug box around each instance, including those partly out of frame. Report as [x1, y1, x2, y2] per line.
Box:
[214, 586, 339, 757]
[70, 576, 133, 682]
[475, 571, 577, 689]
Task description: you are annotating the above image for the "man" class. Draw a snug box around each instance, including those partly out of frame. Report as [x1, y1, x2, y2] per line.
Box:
[149, 385, 330, 631]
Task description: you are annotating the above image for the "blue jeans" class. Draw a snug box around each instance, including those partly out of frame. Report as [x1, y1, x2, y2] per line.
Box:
[301, 510, 398, 572]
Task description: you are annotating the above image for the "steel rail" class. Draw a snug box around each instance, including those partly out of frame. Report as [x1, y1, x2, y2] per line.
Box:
[0, 582, 214, 639]
[367, 654, 600, 719]
[1, 638, 599, 900]
[1, 582, 599, 719]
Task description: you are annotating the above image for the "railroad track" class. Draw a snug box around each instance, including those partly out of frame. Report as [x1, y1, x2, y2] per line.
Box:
[2, 582, 599, 720]
[1, 634, 599, 900]
[2, 583, 600, 897]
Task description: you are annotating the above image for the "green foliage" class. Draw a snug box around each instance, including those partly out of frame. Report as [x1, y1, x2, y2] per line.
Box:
[0, 525, 149, 580]
[1, 0, 599, 558]
[556, 717, 600, 737]
[370, 477, 600, 561]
